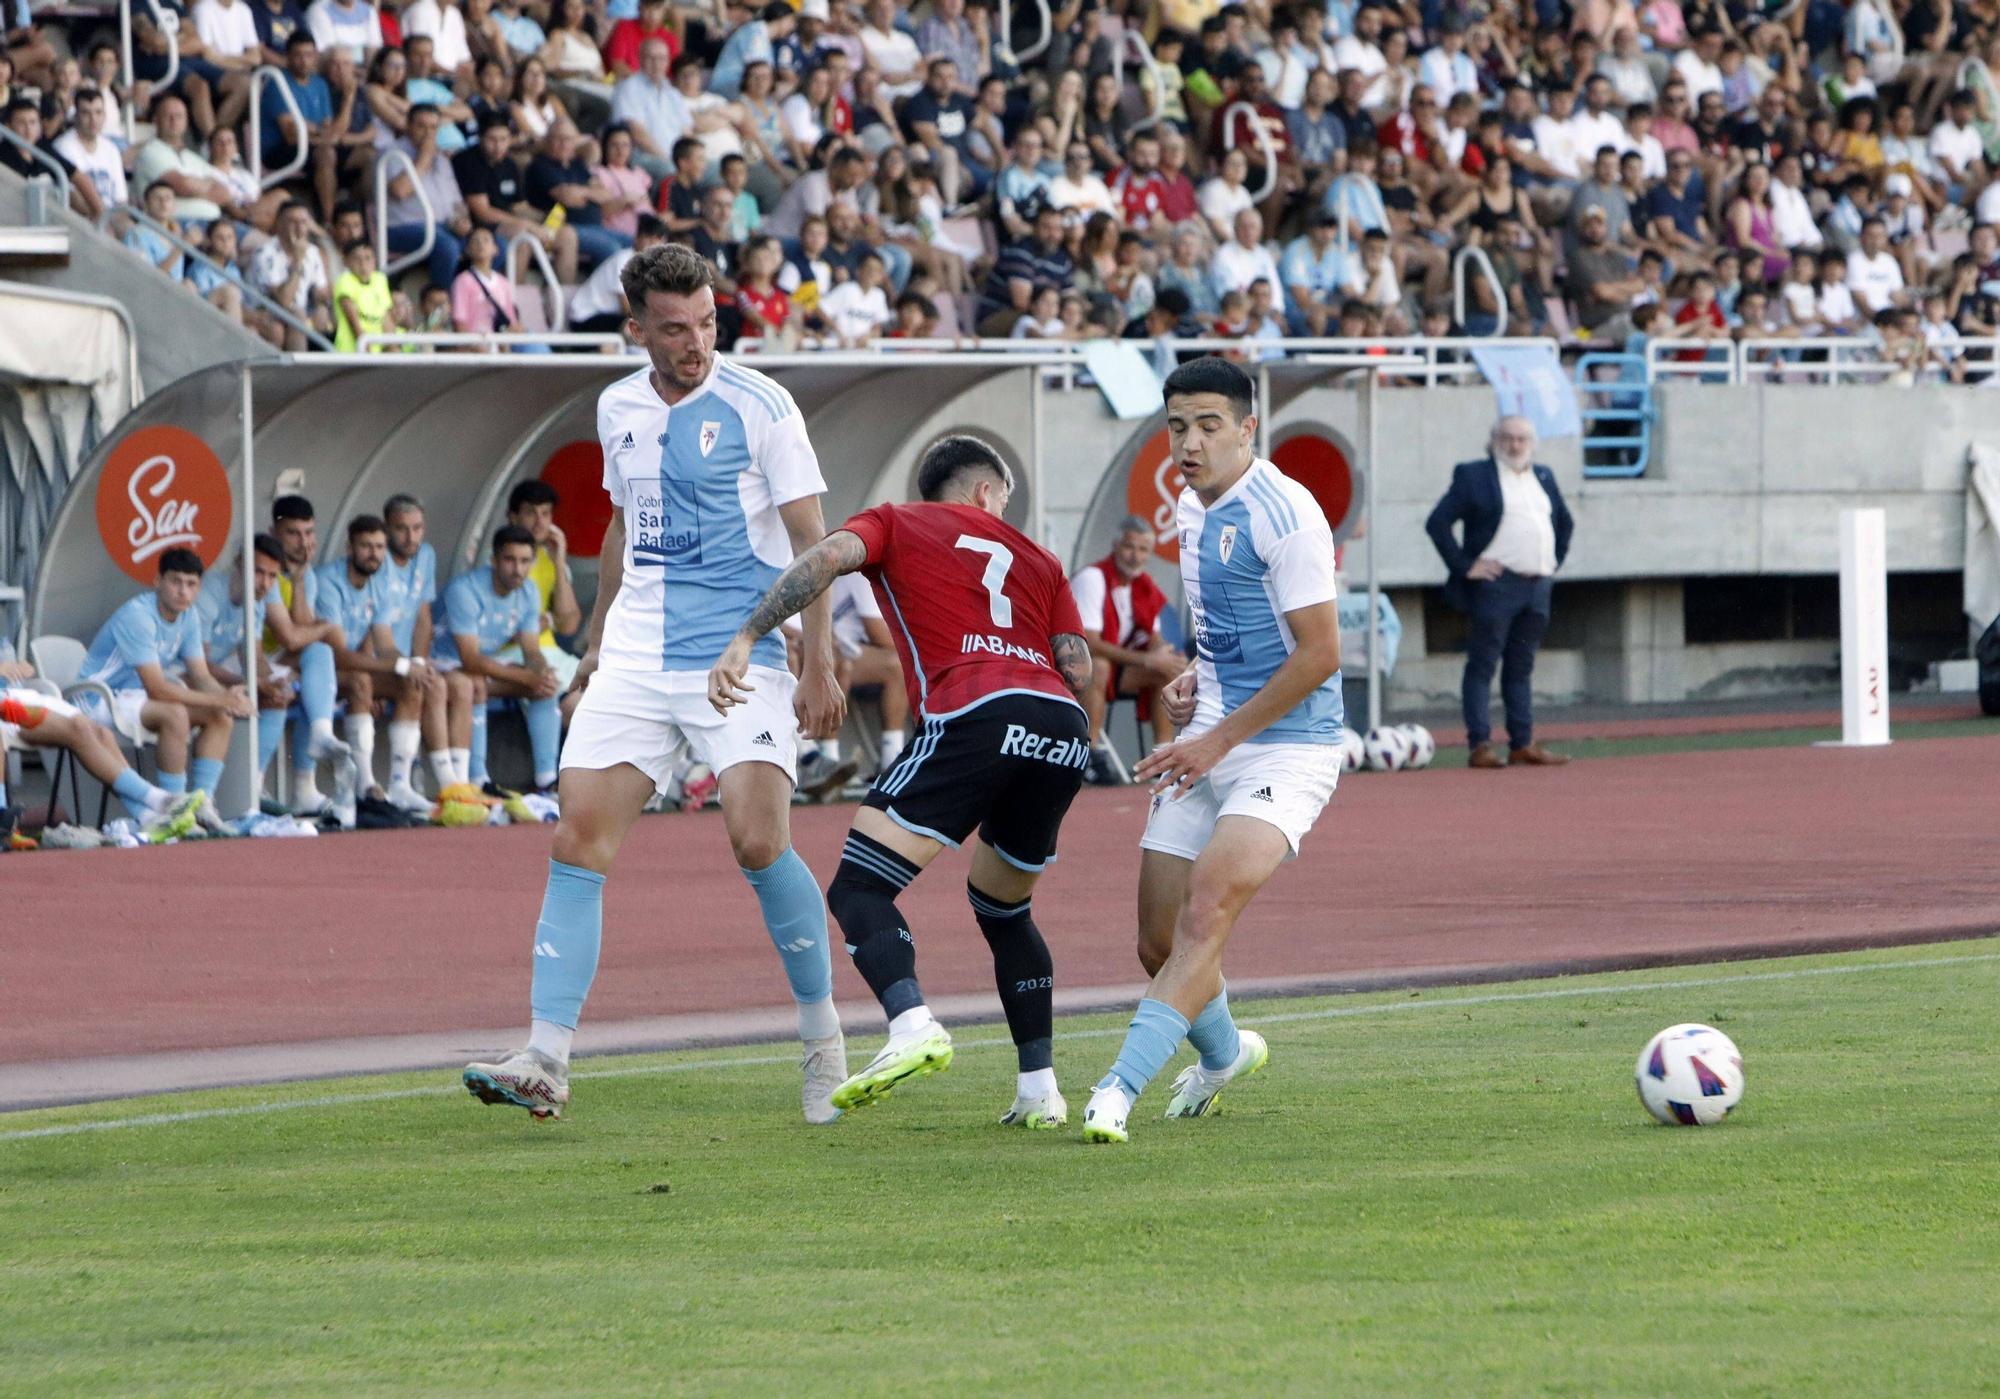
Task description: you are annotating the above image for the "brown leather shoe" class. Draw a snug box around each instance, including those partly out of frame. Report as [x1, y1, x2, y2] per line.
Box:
[1467, 742, 1504, 768]
[1508, 743, 1570, 766]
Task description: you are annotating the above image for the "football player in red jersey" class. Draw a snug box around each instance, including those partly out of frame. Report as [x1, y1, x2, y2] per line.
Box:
[710, 436, 1095, 1129]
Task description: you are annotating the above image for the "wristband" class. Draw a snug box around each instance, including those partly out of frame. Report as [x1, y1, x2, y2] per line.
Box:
[394, 657, 411, 677]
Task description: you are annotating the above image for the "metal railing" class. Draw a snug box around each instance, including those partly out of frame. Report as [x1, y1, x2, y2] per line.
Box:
[120, 0, 180, 139]
[1640, 336, 2000, 385]
[117, 202, 336, 350]
[1109, 29, 1166, 135]
[1574, 351, 1652, 478]
[356, 331, 632, 352]
[1451, 244, 1506, 337]
[374, 146, 436, 277]
[506, 229, 566, 331]
[997, 0, 1051, 64]
[248, 65, 309, 189]
[1220, 101, 1279, 203]
[0, 126, 74, 215]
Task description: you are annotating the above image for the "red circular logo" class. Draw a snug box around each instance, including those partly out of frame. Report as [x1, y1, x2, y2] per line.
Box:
[539, 440, 611, 557]
[1121, 426, 1358, 560]
[1270, 431, 1357, 537]
[94, 425, 233, 585]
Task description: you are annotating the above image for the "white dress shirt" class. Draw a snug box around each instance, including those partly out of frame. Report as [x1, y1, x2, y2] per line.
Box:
[1478, 461, 1557, 577]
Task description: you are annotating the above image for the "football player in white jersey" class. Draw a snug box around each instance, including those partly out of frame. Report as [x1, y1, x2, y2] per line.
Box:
[465, 244, 850, 1125]
[1082, 356, 1345, 1144]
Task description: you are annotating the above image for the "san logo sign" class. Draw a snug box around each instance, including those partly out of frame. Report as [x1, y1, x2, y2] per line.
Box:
[95, 426, 233, 585]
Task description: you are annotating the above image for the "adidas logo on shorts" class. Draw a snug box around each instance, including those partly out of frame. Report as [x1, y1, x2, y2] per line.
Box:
[752, 731, 776, 747]
[1250, 786, 1275, 802]
[618, 431, 635, 449]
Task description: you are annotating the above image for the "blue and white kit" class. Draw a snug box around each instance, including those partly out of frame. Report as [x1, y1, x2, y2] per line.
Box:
[562, 355, 826, 792]
[77, 591, 205, 741]
[378, 542, 438, 656]
[1141, 458, 1344, 859]
[431, 565, 543, 668]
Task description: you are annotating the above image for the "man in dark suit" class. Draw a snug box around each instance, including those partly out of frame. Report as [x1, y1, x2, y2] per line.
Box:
[1425, 416, 1575, 768]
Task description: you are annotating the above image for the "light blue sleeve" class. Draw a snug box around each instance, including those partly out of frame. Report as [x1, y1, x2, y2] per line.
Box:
[111, 600, 161, 670]
[444, 577, 481, 640]
[177, 611, 205, 667]
[517, 578, 543, 638]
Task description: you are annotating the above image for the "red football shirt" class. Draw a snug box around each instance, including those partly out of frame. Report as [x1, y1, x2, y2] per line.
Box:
[839, 501, 1085, 719]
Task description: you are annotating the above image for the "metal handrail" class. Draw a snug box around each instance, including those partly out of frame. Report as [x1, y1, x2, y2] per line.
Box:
[1451, 244, 1507, 337]
[131, 0, 181, 111]
[1644, 334, 1737, 382]
[997, 0, 1052, 65]
[248, 64, 309, 189]
[1220, 100, 1278, 203]
[357, 331, 632, 352]
[1735, 334, 1965, 383]
[0, 127, 74, 214]
[1110, 29, 1167, 135]
[1573, 351, 1651, 478]
[506, 229, 566, 330]
[374, 146, 436, 276]
[118, 202, 336, 350]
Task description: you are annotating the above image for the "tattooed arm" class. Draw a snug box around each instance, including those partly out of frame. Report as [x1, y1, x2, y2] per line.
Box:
[1051, 631, 1093, 701]
[708, 528, 869, 715]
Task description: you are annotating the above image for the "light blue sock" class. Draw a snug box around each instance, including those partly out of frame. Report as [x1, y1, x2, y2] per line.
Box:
[1098, 998, 1190, 1100]
[1186, 985, 1242, 1072]
[299, 642, 336, 724]
[156, 769, 187, 796]
[111, 768, 156, 820]
[190, 756, 224, 797]
[469, 703, 489, 785]
[529, 858, 606, 1029]
[256, 710, 286, 776]
[741, 847, 834, 1007]
[525, 695, 560, 788]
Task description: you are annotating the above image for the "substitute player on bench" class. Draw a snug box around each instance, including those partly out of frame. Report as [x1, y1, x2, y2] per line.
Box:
[465, 243, 849, 1126]
[1082, 357, 1344, 1145]
[710, 436, 1096, 1129]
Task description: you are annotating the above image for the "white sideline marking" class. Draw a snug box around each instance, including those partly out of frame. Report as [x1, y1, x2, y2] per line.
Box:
[5, 950, 1996, 1144]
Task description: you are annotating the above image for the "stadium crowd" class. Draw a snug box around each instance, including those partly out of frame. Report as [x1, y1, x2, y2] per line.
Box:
[3, 0, 2000, 371]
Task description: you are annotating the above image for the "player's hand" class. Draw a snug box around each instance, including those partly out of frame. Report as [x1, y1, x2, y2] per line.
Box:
[1466, 557, 1505, 582]
[1135, 727, 1228, 800]
[545, 522, 568, 562]
[531, 669, 562, 700]
[793, 656, 847, 739]
[258, 677, 293, 708]
[709, 636, 756, 714]
[223, 685, 256, 720]
[1160, 665, 1198, 728]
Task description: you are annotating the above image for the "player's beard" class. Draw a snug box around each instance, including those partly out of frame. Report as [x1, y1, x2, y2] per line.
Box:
[660, 346, 712, 391]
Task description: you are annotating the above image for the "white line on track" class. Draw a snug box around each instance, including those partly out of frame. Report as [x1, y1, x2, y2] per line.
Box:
[6, 949, 1995, 1144]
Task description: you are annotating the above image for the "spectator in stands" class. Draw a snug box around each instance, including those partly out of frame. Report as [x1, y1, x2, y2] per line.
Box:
[1210, 206, 1280, 297]
[821, 247, 893, 344]
[1200, 145, 1255, 240]
[604, 0, 678, 80]
[592, 123, 651, 239]
[568, 212, 663, 331]
[332, 237, 395, 350]
[252, 200, 333, 347]
[510, 56, 567, 142]
[994, 128, 1050, 241]
[690, 181, 742, 290]
[51, 88, 125, 212]
[979, 203, 1073, 333]
[123, 181, 186, 277]
[1049, 138, 1115, 220]
[304, 0, 380, 62]
[1568, 203, 1642, 334]
[456, 114, 570, 273]
[655, 133, 708, 234]
[1, 97, 98, 220]
[903, 56, 984, 205]
[1848, 215, 1909, 314]
[132, 94, 228, 226]
[186, 219, 251, 327]
[451, 224, 520, 339]
[1070, 515, 1180, 782]
[712, 1, 794, 100]
[379, 103, 471, 291]
[79, 549, 253, 805]
[257, 32, 346, 220]
[192, 0, 263, 133]
[434, 524, 561, 793]
[1277, 209, 1348, 335]
[1726, 161, 1789, 285]
[610, 35, 686, 178]
[403, 0, 474, 79]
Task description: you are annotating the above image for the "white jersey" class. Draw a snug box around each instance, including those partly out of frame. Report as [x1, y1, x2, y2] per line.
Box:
[1178, 458, 1343, 745]
[829, 571, 881, 659]
[597, 356, 826, 674]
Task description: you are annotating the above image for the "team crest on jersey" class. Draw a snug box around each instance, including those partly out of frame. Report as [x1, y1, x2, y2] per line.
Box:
[1218, 524, 1238, 564]
[700, 421, 721, 457]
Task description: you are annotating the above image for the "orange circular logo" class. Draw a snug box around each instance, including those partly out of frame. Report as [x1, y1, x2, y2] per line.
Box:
[1123, 426, 1184, 561]
[94, 426, 233, 585]
[539, 439, 611, 557]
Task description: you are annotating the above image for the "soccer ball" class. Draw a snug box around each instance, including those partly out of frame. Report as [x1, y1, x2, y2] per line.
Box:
[1340, 728, 1366, 773]
[1397, 723, 1436, 769]
[1635, 1024, 1745, 1126]
[1363, 726, 1411, 772]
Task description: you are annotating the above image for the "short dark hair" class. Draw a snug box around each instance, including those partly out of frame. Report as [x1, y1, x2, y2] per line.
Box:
[479, 113, 512, 137]
[158, 547, 204, 578]
[272, 494, 315, 523]
[1162, 356, 1254, 420]
[348, 513, 388, 540]
[508, 479, 559, 513]
[720, 151, 746, 172]
[634, 213, 668, 242]
[1154, 285, 1191, 318]
[408, 102, 441, 122]
[620, 241, 715, 308]
[74, 86, 103, 107]
[285, 29, 316, 48]
[916, 435, 1013, 501]
[492, 524, 537, 554]
[671, 136, 705, 163]
[342, 237, 371, 258]
[383, 492, 424, 520]
[143, 178, 174, 201]
[253, 532, 286, 564]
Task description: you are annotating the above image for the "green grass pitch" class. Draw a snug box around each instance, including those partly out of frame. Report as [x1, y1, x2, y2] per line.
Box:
[6, 939, 1999, 1395]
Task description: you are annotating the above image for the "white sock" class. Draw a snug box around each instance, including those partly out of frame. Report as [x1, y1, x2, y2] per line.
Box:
[534, 769, 558, 790]
[879, 729, 906, 765]
[1018, 1066, 1057, 1100]
[527, 1018, 574, 1065]
[292, 762, 323, 803]
[448, 748, 471, 785]
[798, 997, 841, 1041]
[817, 738, 842, 762]
[887, 1005, 937, 1042]
[309, 716, 338, 751]
[345, 713, 376, 786]
[429, 750, 458, 790]
[388, 721, 421, 787]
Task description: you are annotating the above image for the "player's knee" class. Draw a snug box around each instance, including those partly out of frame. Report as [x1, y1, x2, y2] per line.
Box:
[728, 829, 786, 871]
[1135, 928, 1171, 976]
[154, 704, 189, 741]
[207, 710, 236, 735]
[550, 816, 616, 872]
[827, 864, 900, 947]
[349, 673, 374, 708]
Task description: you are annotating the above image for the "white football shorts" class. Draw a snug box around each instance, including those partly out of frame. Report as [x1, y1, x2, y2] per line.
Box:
[1139, 739, 1342, 861]
[560, 665, 799, 793]
[75, 687, 150, 745]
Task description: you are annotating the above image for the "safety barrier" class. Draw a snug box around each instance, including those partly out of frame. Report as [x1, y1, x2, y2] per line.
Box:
[119, 0, 178, 138]
[1643, 336, 2000, 385]
[247, 64, 308, 190]
[1574, 352, 1651, 478]
[373, 146, 435, 277]
[354, 332, 632, 353]
[506, 229, 567, 331]
[1451, 244, 1506, 337]
[1220, 100, 1279, 204]
[997, 0, 1051, 65]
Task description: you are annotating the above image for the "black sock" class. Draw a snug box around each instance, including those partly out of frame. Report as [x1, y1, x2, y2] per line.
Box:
[827, 832, 925, 1021]
[968, 884, 1053, 1072]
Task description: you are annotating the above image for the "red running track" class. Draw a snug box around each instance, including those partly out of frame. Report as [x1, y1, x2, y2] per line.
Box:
[6, 735, 1998, 1068]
